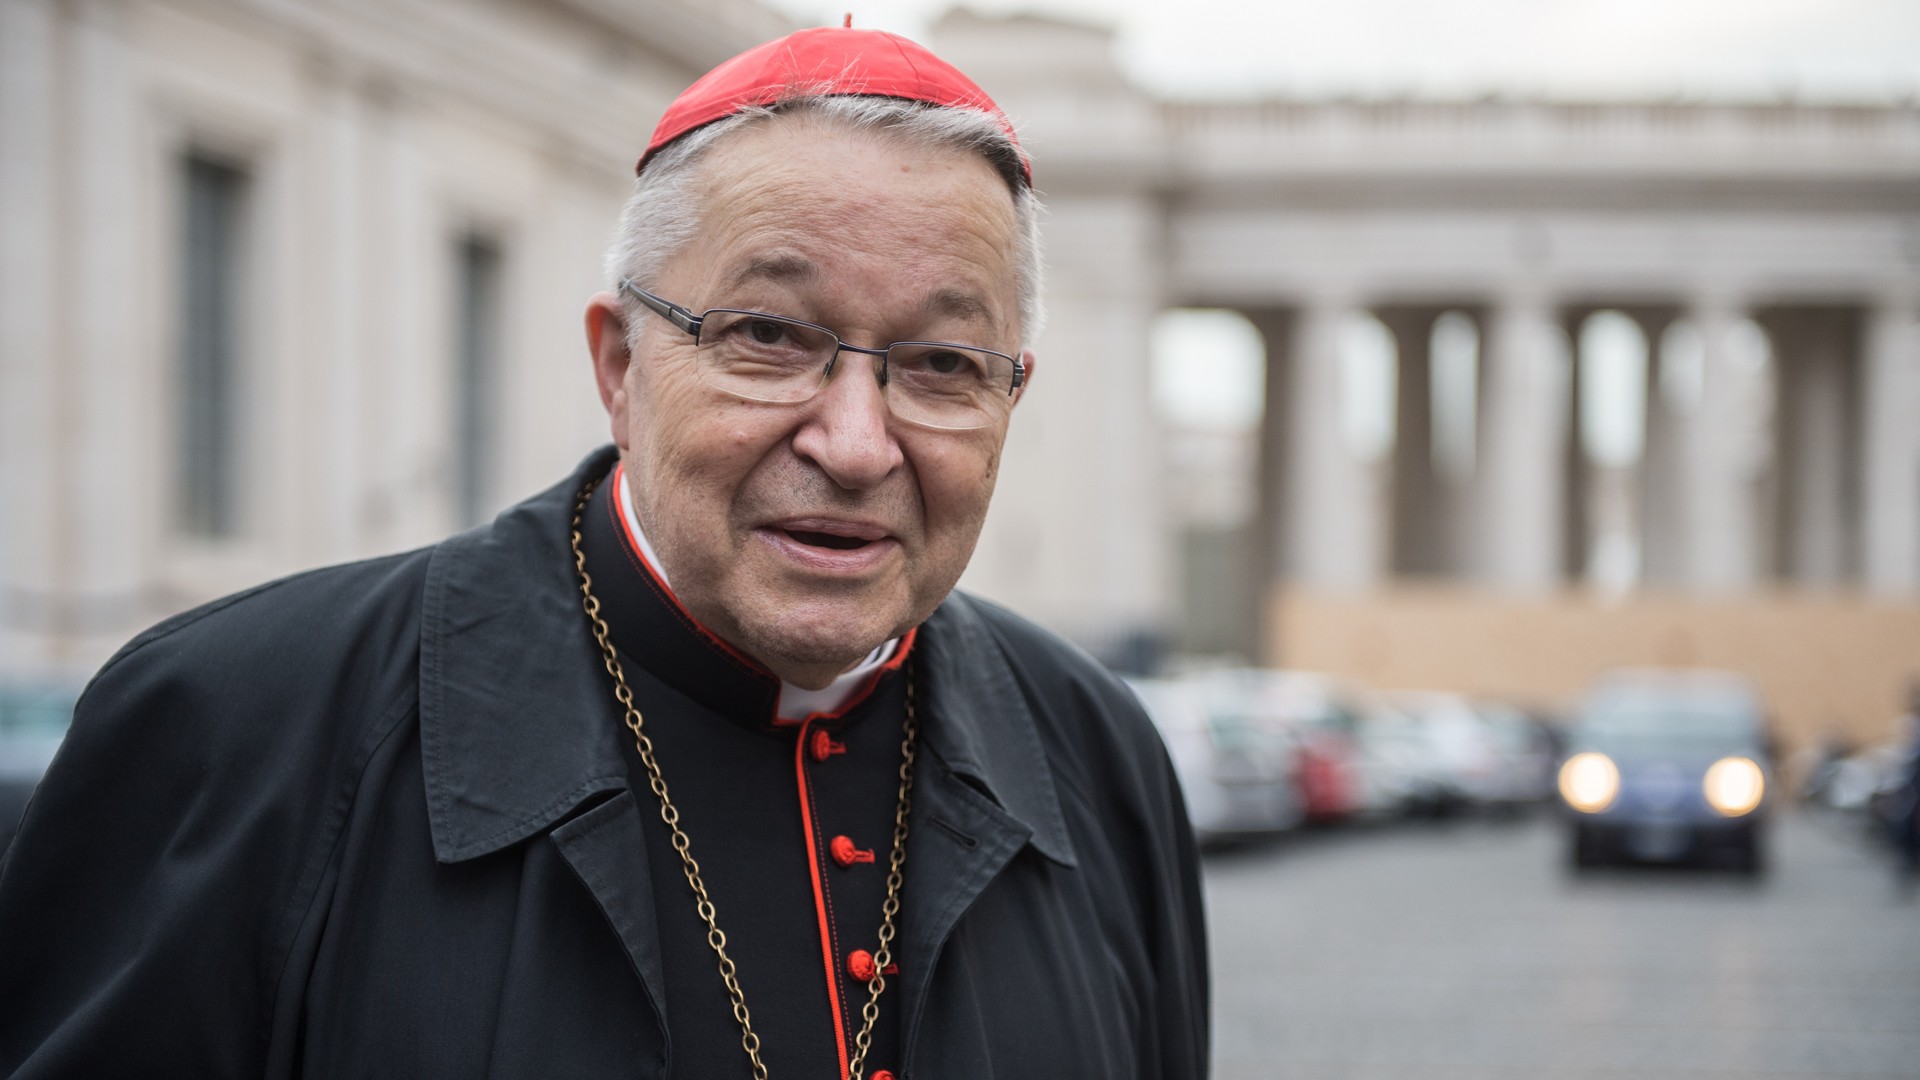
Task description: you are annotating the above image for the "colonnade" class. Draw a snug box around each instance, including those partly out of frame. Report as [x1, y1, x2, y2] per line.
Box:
[1249, 290, 1920, 597]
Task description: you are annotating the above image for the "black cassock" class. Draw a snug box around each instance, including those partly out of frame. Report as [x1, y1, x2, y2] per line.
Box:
[0, 447, 1209, 1079]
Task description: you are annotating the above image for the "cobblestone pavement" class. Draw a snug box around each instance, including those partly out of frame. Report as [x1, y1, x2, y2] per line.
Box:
[1204, 809, 1920, 1080]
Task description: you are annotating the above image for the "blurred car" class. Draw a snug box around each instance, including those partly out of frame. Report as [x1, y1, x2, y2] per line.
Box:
[1247, 672, 1365, 822]
[1206, 670, 1367, 823]
[1805, 743, 1903, 815]
[1475, 702, 1560, 811]
[1559, 669, 1773, 873]
[1863, 743, 1920, 849]
[1352, 701, 1447, 819]
[1129, 677, 1303, 844]
[1374, 692, 1508, 814]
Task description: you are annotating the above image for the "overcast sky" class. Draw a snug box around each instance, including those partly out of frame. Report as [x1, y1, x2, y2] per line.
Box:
[769, 0, 1920, 101]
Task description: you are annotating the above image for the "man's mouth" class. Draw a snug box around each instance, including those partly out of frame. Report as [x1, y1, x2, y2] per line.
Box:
[785, 529, 872, 551]
[772, 519, 893, 555]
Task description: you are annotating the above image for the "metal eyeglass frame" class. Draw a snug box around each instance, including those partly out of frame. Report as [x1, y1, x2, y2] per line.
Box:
[617, 279, 1025, 397]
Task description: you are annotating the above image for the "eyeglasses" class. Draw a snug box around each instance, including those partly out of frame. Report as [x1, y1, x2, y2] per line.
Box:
[619, 279, 1024, 432]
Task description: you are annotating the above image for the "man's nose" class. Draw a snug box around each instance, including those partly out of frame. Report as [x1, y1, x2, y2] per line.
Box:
[790, 353, 904, 490]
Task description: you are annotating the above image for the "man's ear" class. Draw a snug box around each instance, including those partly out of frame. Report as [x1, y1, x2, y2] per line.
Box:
[1013, 349, 1037, 405]
[585, 292, 633, 449]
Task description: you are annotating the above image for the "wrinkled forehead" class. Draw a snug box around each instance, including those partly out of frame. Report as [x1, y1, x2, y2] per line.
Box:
[714, 107, 1013, 187]
[696, 101, 1026, 203]
[673, 121, 1023, 331]
[696, 116, 1019, 249]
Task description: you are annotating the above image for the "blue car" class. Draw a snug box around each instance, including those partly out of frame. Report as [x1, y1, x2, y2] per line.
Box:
[1559, 670, 1772, 873]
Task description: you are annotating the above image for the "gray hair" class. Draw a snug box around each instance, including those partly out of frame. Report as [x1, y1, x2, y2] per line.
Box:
[603, 94, 1045, 350]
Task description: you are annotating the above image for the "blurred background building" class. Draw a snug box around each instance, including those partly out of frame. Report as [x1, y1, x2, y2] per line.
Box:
[0, 0, 789, 679]
[3, 0, 1918, 753]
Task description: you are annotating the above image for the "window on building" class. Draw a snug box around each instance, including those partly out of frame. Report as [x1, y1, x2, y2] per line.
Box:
[175, 154, 249, 539]
[453, 233, 503, 526]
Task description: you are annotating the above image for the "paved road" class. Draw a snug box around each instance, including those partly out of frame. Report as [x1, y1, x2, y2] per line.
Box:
[1204, 809, 1920, 1079]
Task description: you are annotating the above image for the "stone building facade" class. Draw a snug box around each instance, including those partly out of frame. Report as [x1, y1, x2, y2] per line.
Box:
[934, 12, 1920, 740]
[4, 5, 1918, 741]
[1, 0, 788, 681]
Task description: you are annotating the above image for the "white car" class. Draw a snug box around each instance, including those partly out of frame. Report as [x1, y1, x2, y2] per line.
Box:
[1374, 691, 1507, 813]
[1129, 677, 1304, 844]
[1352, 702, 1446, 819]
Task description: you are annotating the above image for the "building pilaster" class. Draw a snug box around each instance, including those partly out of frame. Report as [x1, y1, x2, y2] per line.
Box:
[1862, 293, 1920, 594]
[1283, 295, 1377, 591]
[1475, 290, 1568, 591]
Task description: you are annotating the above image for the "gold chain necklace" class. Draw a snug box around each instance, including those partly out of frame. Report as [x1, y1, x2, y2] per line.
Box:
[569, 478, 916, 1080]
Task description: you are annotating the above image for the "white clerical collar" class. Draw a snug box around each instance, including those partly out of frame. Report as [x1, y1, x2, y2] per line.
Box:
[617, 471, 899, 721]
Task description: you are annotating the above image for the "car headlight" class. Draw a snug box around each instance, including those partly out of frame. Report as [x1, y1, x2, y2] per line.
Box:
[1703, 756, 1764, 817]
[1558, 752, 1619, 813]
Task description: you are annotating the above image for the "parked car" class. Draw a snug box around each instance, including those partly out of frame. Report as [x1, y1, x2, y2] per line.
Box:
[1129, 677, 1303, 845]
[1559, 669, 1773, 873]
[1211, 670, 1366, 823]
[1352, 701, 1448, 819]
[1375, 692, 1508, 814]
[1804, 743, 1903, 815]
[1475, 702, 1560, 811]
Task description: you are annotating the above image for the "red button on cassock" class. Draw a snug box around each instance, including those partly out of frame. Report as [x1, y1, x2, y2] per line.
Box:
[809, 730, 846, 762]
[872, 1071, 895, 1080]
[848, 949, 876, 983]
[830, 835, 875, 867]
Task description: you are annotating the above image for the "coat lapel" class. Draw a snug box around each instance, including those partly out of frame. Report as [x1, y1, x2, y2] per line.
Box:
[549, 790, 672, 1070]
[895, 757, 1032, 1067]
[894, 593, 1081, 1067]
[417, 448, 671, 1042]
[417, 449, 631, 864]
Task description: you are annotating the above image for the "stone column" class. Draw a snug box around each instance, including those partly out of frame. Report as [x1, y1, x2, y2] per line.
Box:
[1247, 308, 1294, 591]
[353, 81, 409, 556]
[1561, 310, 1591, 584]
[1475, 290, 1568, 591]
[59, 1, 147, 672]
[308, 72, 369, 561]
[1379, 308, 1444, 578]
[1766, 310, 1857, 586]
[1635, 308, 1684, 587]
[1284, 295, 1377, 591]
[1861, 294, 1920, 594]
[0, 0, 58, 676]
[1429, 310, 1481, 580]
[1681, 296, 1764, 591]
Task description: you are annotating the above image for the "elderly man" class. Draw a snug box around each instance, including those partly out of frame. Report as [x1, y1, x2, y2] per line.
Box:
[0, 25, 1208, 1080]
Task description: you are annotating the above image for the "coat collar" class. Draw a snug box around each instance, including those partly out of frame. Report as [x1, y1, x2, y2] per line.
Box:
[417, 448, 630, 863]
[417, 446, 1075, 868]
[575, 467, 783, 723]
[915, 594, 1077, 866]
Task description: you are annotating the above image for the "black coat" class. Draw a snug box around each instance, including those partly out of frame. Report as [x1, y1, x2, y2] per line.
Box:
[0, 448, 1209, 1078]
